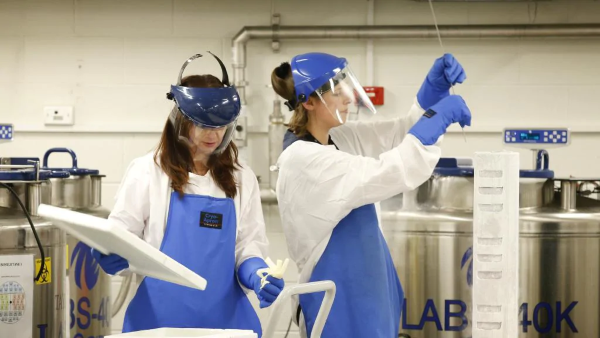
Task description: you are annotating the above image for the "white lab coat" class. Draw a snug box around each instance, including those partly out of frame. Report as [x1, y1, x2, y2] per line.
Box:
[108, 152, 269, 287]
[275, 99, 442, 329]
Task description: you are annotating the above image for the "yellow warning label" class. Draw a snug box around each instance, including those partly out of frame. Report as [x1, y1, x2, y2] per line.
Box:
[35, 257, 52, 285]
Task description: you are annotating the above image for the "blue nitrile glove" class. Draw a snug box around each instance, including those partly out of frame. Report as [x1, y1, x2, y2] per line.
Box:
[90, 247, 129, 275]
[238, 257, 285, 308]
[408, 95, 472, 146]
[417, 53, 467, 110]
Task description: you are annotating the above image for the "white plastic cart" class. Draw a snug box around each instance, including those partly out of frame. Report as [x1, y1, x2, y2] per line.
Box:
[106, 281, 336, 338]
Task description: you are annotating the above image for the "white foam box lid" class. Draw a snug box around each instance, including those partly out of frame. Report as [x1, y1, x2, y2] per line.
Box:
[106, 328, 257, 338]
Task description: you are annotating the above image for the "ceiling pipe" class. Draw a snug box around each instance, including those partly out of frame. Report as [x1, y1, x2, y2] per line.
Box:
[232, 23, 600, 103]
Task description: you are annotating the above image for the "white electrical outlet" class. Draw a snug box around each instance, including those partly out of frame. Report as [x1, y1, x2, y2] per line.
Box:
[44, 106, 74, 126]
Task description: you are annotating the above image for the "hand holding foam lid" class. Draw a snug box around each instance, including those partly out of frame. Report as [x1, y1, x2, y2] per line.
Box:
[37, 204, 207, 290]
[91, 248, 129, 275]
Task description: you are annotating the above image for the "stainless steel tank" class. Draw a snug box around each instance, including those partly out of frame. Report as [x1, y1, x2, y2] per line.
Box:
[0, 160, 70, 338]
[41, 148, 130, 338]
[381, 157, 600, 338]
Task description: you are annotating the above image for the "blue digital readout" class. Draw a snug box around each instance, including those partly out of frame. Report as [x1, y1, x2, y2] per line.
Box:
[504, 129, 569, 145]
[520, 132, 540, 141]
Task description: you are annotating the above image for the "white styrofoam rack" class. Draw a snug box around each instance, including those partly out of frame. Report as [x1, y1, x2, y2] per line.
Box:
[472, 152, 520, 338]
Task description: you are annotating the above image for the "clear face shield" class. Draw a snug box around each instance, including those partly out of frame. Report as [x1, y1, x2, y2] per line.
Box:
[168, 107, 237, 159]
[166, 52, 241, 160]
[313, 67, 376, 124]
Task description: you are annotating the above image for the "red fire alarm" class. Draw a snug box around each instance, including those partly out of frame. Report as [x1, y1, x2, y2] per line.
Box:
[363, 86, 384, 106]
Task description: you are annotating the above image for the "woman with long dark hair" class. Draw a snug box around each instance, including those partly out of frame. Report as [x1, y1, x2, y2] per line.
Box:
[91, 53, 283, 336]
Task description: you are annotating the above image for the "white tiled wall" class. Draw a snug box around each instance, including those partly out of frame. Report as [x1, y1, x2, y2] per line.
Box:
[2, 0, 600, 336]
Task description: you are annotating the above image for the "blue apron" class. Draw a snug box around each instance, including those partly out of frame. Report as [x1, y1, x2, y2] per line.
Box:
[300, 204, 403, 338]
[284, 129, 404, 338]
[122, 192, 262, 336]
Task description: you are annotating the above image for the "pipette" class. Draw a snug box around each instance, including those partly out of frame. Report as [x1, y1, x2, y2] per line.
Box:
[427, 0, 467, 143]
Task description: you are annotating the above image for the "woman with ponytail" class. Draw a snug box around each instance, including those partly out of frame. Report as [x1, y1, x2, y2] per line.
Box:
[271, 52, 472, 337]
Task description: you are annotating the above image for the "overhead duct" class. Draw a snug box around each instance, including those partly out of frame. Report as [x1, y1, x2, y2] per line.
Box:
[232, 23, 600, 103]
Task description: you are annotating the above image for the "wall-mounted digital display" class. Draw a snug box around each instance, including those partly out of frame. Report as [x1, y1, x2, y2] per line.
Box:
[520, 132, 540, 140]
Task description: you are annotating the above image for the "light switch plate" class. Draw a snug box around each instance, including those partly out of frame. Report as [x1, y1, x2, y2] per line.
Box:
[44, 106, 74, 126]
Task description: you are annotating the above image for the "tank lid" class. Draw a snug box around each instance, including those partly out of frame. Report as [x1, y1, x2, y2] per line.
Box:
[0, 157, 40, 165]
[42, 148, 100, 176]
[519, 169, 555, 179]
[434, 158, 475, 177]
[434, 157, 555, 179]
[0, 169, 70, 181]
[45, 167, 100, 176]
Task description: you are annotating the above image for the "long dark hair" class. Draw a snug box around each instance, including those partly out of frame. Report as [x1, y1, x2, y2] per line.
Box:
[154, 74, 240, 198]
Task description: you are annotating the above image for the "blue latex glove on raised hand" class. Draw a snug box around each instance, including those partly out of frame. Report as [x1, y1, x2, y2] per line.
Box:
[408, 95, 472, 146]
[238, 257, 285, 308]
[417, 53, 467, 110]
[90, 248, 129, 275]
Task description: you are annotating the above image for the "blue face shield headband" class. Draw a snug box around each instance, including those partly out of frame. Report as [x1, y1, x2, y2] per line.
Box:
[166, 52, 241, 156]
[285, 52, 376, 124]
